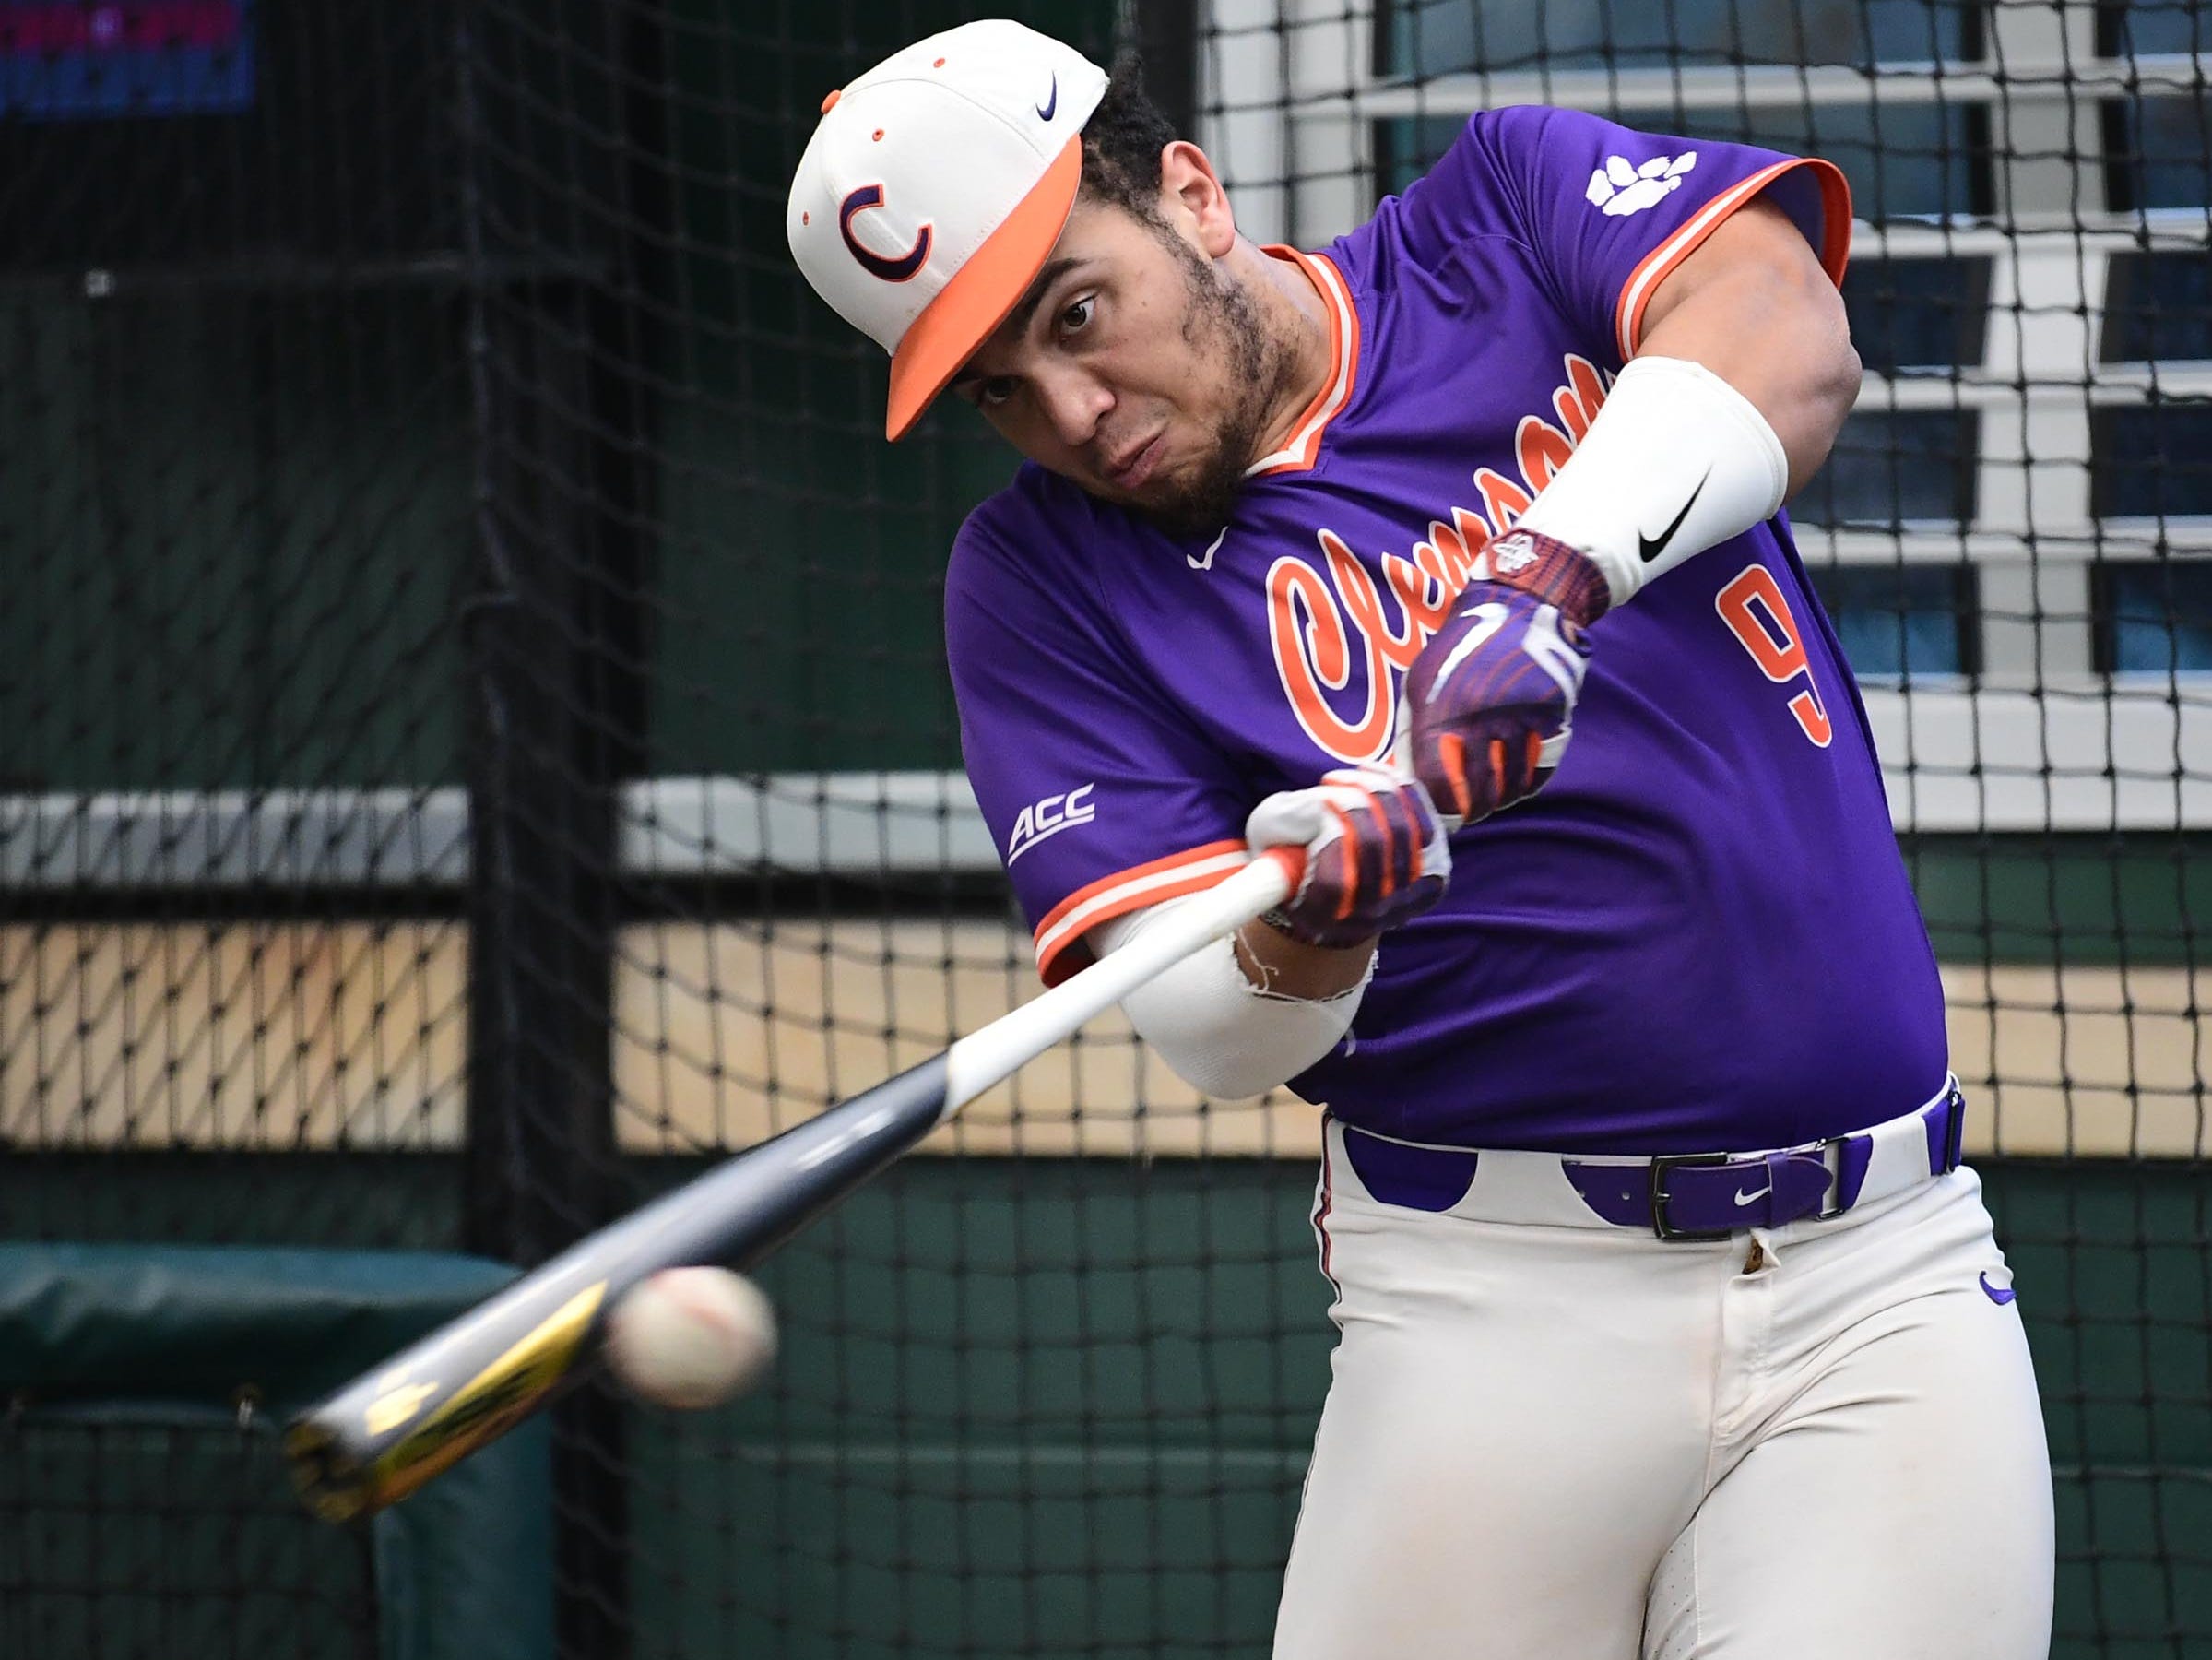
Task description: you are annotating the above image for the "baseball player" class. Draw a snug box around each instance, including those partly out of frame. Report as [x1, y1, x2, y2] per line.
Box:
[788, 20, 2054, 1658]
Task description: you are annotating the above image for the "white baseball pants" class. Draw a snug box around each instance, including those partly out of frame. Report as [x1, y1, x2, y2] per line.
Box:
[1272, 1128, 2054, 1659]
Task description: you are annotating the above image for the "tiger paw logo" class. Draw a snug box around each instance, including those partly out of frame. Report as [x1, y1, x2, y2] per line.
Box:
[1491, 533, 1539, 575]
[1586, 151, 1698, 217]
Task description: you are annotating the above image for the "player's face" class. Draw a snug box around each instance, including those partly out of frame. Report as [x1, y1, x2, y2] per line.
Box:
[951, 196, 1285, 538]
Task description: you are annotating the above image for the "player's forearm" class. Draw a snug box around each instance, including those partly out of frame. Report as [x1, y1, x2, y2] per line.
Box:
[1233, 921, 1377, 999]
[1092, 906, 1373, 1099]
[1632, 250, 1859, 499]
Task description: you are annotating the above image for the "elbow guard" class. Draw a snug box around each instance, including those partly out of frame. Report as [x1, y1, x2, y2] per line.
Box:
[1095, 904, 1371, 1100]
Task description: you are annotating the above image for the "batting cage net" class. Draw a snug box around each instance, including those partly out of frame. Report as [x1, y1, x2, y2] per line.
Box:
[0, 2, 2206, 1657]
[0, 1412, 379, 1660]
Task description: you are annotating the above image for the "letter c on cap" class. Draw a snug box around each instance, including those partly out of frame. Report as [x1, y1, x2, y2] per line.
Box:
[838, 184, 931, 283]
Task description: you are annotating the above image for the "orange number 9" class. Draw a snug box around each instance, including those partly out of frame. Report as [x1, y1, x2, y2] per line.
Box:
[1714, 564, 1833, 748]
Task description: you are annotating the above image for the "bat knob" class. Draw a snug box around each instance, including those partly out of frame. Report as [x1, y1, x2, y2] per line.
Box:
[284, 1417, 369, 1524]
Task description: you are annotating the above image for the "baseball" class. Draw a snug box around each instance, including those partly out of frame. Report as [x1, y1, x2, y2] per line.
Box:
[603, 1266, 778, 1410]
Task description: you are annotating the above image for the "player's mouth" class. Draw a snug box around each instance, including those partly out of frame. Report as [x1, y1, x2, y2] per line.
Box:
[1101, 432, 1166, 492]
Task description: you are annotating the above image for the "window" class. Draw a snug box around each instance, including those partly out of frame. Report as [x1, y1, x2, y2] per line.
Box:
[1379, 0, 1981, 77]
[2101, 95, 2212, 212]
[1801, 412, 1981, 527]
[2091, 404, 2212, 518]
[1375, 106, 1988, 221]
[1844, 258, 1993, 375]
[1809, 563, 1979, 679]
[2100, 0, 2209, 55]
[2096, 5, 2212, 212]
[2101, 253, 2212, 362]
[2091, 560, 2212, 671]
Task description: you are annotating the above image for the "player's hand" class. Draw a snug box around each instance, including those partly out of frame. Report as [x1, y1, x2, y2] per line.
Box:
[1243, 765, 1451, 948]
[1402, 528, 1607, 824]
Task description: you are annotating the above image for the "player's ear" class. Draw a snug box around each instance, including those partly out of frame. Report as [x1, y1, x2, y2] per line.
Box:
[1159, 140, 1236, 258]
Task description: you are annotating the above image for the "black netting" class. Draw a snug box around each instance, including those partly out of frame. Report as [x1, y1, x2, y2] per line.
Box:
[0, 1411, 379, 1660]
[1, 2, 2206, 1656]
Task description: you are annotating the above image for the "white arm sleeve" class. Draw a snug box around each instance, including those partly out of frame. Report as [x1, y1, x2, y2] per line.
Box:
[1514, 354, 1789, 609]
[1092, 898, 1372, 1100]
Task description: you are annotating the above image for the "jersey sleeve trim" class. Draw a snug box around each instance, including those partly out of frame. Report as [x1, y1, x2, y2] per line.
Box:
[1033, 838, 1253, 987]
[1613, 157, 1852, 362]
[1246, 248, 1361, 477]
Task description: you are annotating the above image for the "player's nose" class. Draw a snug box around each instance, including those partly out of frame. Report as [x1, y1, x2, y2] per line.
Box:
[1032, 364, 1111, 449]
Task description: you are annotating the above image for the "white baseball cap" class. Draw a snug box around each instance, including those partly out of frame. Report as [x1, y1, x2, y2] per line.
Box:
[787, 20, 1110, 440]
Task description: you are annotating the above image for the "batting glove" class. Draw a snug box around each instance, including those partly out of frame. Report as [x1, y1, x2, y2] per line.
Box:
[1243, 765, 1451, 949]
[1403, 529, 1607, 825]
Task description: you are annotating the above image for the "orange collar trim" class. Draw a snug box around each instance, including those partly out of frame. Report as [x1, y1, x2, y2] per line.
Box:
[1248, 246, 1360, 477]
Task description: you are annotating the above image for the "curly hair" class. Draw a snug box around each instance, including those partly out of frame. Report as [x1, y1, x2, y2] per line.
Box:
[1078, 50, 1180, 222]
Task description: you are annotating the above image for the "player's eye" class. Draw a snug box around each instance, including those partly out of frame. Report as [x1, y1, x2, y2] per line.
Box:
[1057, 295, 1094, 337]
[977, 375, 1020, 408]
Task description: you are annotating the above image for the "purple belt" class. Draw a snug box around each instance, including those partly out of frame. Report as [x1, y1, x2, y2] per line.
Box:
[1337, 1083, 1967, 1241]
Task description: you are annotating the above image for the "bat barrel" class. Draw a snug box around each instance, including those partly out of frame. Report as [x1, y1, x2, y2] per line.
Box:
[286, 1056, 952, 1520]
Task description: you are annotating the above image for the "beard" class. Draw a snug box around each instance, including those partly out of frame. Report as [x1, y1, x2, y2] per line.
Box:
[1127, 232, 1295, 540]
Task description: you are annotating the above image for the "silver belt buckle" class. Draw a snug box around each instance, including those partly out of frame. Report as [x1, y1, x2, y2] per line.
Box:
[1816, 1133, 1851, 1221]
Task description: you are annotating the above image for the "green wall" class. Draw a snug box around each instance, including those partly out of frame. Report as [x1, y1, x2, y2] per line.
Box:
[0, 2, 1120, 793]
[1910, 836, 2212, 966]
[0, 290, 472, 792]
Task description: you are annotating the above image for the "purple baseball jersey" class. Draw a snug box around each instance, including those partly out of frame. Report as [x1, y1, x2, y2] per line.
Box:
[944, 105, 1951, 1154]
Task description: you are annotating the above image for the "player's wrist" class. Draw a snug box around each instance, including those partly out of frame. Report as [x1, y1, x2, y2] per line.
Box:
[1476, 529, 1612, 628]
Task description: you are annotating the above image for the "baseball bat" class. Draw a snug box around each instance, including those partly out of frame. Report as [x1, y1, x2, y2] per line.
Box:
[284, 848, 1301, 1522]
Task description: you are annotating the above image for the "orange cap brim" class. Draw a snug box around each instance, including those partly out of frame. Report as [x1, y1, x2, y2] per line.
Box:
[885, 135, 1084, 441]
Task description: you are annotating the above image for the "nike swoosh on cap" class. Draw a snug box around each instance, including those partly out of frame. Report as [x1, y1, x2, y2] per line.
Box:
[1638, 471, 1709, 563]
[1037, 73, 1058, 121]
[1980, 1271, 2017, 1305]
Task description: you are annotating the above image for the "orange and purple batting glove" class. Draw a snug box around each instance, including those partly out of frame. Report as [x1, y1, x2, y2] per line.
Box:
[1243, 764, 1452, 948]
[1403, 528, 1607, 825]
